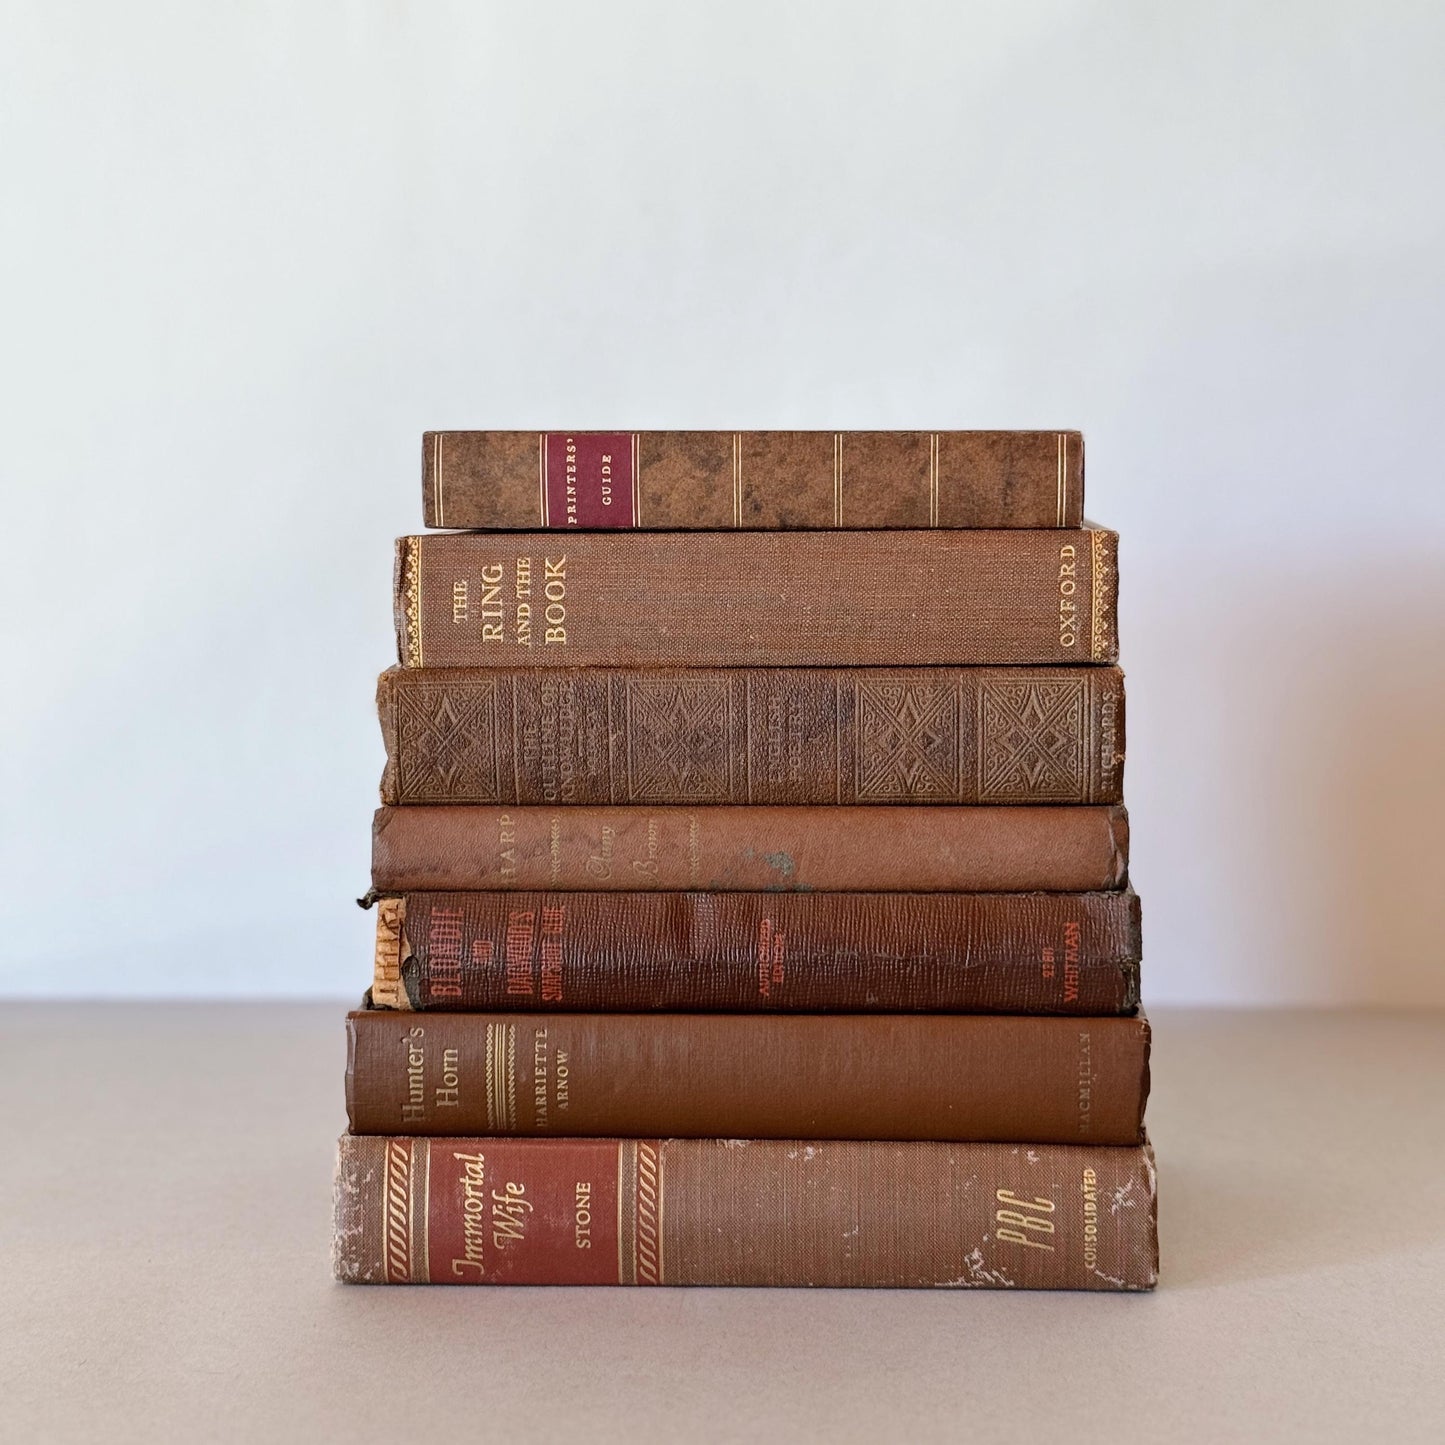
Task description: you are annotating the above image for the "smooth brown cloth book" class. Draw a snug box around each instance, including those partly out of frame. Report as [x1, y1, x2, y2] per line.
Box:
[333, 1135, 1157, 1289]
[368, 889, 1142, 1015]
[378, 664, 1126, 806]
[422, 430, 1084, 530]
[344, 1011, 1150, 1144]
[369, 803, 1130, 893]
[394, 527, 1118, 668]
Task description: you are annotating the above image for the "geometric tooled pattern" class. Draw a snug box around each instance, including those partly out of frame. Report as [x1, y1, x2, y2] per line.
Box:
[854, 681, 959, 799]
[624, 678, 730, 801]
[977, 678, 1087, 801]
[394, 681, 500, 802]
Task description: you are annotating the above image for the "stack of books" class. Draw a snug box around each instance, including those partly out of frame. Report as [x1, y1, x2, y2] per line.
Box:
[332, 430, 1157, 1290]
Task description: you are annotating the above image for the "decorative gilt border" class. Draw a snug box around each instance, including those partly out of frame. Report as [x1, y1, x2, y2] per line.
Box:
[401, 538, 424, 667]
[382, 1139, 412, 1283]
[484, 1022, 517, 1131]
[1090, 528, 1114, 661]
[635, 1141, 663, 1284]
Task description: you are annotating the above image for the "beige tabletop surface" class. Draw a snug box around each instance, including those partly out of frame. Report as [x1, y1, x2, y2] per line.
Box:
[4, 1003, 1444, 1444]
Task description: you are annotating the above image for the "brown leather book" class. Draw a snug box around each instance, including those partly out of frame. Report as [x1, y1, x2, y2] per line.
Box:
[368, 889, 1142, 1015]
[395, 527, 1117, 668]
[378, 664, 1125, 806]
[345, 1011, 1150, 1144]
[370, 803, 1130, 892]
[333, 1134, 1157, 1289]
[422, 430, 1084, 530]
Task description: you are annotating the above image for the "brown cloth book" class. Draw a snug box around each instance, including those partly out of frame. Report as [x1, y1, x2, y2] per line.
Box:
[333, 1135, 1157, 1289]
[370, 803, 1130, 893]
[344, 1011, 1150, 1144]
[367, 889, 1142, 1015]
[378, 664, 1126, 806]
[394, 527, 1118, 668]
[422, 430, 1084, 530]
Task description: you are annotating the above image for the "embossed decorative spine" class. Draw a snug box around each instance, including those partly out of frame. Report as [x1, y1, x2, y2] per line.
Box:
[333, 1134, 1157, 1289]
[370, 803, 1130, 892]
[344, 1011, 1150, 1143]
[393, 527, 1118, 669]
[377, 664, 1126, 806]
[422, 430, 1085, 531]
[368, 889, 1142, 1014]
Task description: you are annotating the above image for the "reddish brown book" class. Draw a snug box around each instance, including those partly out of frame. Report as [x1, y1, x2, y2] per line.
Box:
[394, 527, 1118, 669]
[422, 430, 1084, 531]
[333, 1134, 1157, 1289]
[345, 1010, 1150, 1144]
[368, 889, 1142, 1015]
[370, 804, 1130, 893]
[378, 664, 1126, 806]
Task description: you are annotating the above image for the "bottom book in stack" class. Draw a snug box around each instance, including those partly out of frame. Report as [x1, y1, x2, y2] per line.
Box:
[334, 1136, 1156, 1288]
[333, 1004, 1157, 1290]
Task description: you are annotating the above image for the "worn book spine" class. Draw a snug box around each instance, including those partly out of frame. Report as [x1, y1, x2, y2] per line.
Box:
[333, 1134, 1157, 1289]
[421, 430, 1085, 531]
[378, 664, 1126, 806]
[345, 1011, 1150, 1144]
[368, 889, 1142, 1015]
[370, 803, 1130, 893]
[394, 527, 1117, 669]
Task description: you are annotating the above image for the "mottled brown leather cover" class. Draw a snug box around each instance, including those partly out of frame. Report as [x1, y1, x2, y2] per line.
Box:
[344, 1011, 1150, 1144]
[377, 664, 1125, 806]
[368, 889, 1141, 1015]
[422, 430, 1085, 530]
[394, 527, 1118, 668]
[333, 1134, 1157, 1289]
[369, 804, 1129, 892]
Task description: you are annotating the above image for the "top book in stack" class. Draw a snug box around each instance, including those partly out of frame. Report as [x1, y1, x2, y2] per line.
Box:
[422, 430, 1084, 530]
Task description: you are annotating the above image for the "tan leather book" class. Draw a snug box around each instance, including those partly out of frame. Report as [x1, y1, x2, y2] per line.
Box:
[333, 1134, 1157, 1289]
[367, 889, 1142, 1015]
[394, 527, 1118, 668]
[377, 663, 1126, 806]
[344, 1010, 1150, 1144]
[369, 803, 1130, 893]
[422, 430, 1084, 530]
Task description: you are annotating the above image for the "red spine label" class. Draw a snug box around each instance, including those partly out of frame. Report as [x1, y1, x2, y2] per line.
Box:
[543, 433, 637, 527]
[425, 1138, 621, 1283]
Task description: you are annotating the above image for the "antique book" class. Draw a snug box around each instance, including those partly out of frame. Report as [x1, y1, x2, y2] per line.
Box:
[377, 664, 1126, 806]
[394, 527, 1118, 668]
[421, 429, 1085, 530]
[370, 803, 1130, 893]
[333, 1134, 1157, 1289]
[345, 1010, 1150, 1144]
[367, 889, 1142, 1015]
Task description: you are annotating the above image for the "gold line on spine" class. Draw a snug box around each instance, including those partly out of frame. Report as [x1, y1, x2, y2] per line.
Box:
[929, 433, 940, 526]
[539, 433, 547, 525]
[632, 432, 640, 525]
[834, 434, 843, 525]
[733, 433, 742, 527]
[1057, 433, 1065, 527]
[616, 1141, 627, 1284]
[654, 1143, 665, 1284]
[506, 1023, 516, 1129]
[433, 433, 444, 527]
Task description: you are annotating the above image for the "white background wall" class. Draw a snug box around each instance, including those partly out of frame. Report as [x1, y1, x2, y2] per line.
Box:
[3, 1, 1442, 1004]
